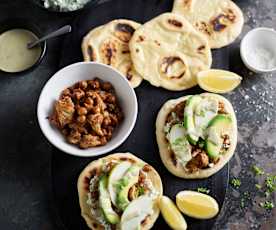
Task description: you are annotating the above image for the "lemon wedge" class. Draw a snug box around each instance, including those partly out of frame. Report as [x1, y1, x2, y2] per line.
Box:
[176, 191, 219, 219]
[197, 69, 242, 93]
[159, 196, 187, 230]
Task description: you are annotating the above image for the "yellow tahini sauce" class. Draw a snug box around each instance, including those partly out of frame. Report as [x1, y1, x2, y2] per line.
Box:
[0, 29, 42, 73]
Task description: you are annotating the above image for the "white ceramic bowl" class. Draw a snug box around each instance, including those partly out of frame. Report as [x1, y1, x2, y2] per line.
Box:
[240, 27, 276, 73]
[37, 62, 138, 157]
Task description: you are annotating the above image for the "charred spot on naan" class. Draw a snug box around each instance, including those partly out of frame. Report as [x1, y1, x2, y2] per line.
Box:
[83, 176, 90, 191]
[211, 9, 237, 32]
[87, 45, 96, 61]
[136, 35, 145, 42]
[120, 65, 135, 81]
[120, 43, 130, 54]
[126, 68, 133, 80]
[100, 40, 118, 65]
[195, 21, 212, 36]
[167, 18, 183, 28]
[114, 23, 136, 42]
[182, 0, 192, 8]
[160, 56, 186, 79]
[154, 40, 161, 46]
[119, 156, 136, 163]
[197, 45, 206, 54]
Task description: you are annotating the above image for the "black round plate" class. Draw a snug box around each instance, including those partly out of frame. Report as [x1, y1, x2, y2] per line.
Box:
[52, 0, 230, 229]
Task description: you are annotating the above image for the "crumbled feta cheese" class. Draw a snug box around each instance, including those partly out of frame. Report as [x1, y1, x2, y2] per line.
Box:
[42, 0, 91, 11]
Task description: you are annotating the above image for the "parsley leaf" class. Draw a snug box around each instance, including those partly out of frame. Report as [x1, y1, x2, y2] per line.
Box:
[252, 165, 264, 176]
[231, 178, 241, 189]
[260, 201, 274, 210]
[255, 184, 262, 190]
[265, 175, 276, 194]
[197, 187, 210, 194]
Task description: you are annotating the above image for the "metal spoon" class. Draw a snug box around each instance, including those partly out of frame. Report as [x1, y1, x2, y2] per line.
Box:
[27, 25, 72, 49]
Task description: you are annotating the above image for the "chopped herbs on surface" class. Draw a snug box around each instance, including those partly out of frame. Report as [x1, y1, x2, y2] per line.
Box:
[252, 165, 264, 176]
[259, 201, 274, 210]
[265, 175, 276, 194]
[255, 184, 262, 190]
[249, 165, 276, 210]
[231, 178, 241, 189]
[197, 187, 210, 194]
[232, 166, 275, 211]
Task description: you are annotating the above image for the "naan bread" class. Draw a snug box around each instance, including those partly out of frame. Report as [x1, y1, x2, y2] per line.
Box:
[77, 153, 163, 230]
[82, 20, 143, 88]
[172, 0, 244, 49]
[129, 13, 212, 91]
[156, 93, 237, 179]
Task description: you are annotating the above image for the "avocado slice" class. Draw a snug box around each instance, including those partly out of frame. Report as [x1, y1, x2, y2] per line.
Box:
[116, 165, 140, 211]
[184, 95, 202, 145]
[108, 161, 132, 206]
[205, 114, 232, 159]
[99, 175, 120, 224]
[169, 124, 192, 164]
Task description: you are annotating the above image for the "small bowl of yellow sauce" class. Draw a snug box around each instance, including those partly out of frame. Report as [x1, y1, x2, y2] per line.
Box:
[0, 18, 46, 74]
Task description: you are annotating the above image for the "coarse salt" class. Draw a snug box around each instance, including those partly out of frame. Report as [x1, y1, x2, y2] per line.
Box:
[249, 47, 276, 70]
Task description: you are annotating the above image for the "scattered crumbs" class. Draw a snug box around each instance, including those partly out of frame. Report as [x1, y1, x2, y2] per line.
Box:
[244, 95, 250, 100]
[231, 178, 241, 189]
[197, 187, 210, 194]
[240, 192, 250, 208]
[252, 85, 257, 91]
[240, 198, 245, 208]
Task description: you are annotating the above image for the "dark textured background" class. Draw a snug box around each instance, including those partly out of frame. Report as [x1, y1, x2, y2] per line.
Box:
[0, 0, 275, 230]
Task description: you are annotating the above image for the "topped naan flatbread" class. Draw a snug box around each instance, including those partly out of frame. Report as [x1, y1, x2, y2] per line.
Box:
[77, 153, 163, 230]
[82, 19, 143, 88]
[156, 93, 237, 179]
[172, 0, 244, 49]
[129, 13, 212, 91]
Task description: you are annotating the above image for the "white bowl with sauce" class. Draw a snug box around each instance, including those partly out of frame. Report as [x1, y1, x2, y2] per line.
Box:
[37, 62, 138, 157]
[240, 27, 276, 73]
[0, 19, 46, 74]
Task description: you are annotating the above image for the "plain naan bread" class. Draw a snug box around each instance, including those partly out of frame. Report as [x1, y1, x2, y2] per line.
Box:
[156, 93, 237, 179]
[129, 13, 212, 91]
[82, 19, 143, 88]
[172, 0, 244, 49]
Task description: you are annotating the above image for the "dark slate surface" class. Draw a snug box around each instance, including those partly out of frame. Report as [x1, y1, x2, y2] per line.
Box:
[0, 0, 275, 230]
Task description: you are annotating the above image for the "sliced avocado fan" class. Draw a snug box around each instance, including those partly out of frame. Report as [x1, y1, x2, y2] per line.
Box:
[99, 175, 120, 224]
[108, 161, 132, 206]
[116, 165, 140, 211]
[205, 114, 232, 159]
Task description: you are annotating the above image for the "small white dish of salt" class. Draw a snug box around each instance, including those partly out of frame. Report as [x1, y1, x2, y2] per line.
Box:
[240, 27, 276, 73]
